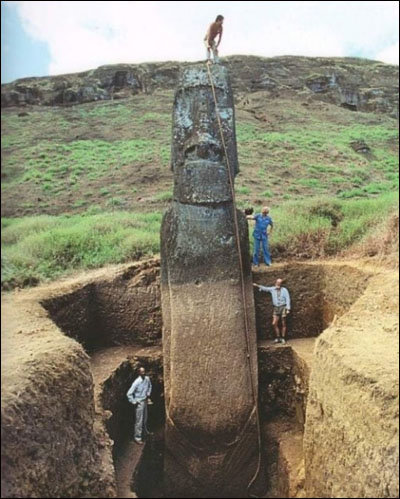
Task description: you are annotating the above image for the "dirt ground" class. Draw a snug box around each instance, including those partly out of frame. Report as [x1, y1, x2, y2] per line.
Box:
[303, 260, 399, 498]
[1, 257, 398, 498]
[1, 278, 117, 497]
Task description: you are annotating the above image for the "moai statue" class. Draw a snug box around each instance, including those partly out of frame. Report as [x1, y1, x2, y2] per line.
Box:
[161, 64, 261, 498]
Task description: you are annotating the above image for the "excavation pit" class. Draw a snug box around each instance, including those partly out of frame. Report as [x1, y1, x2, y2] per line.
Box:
[41, 260, 162, 353]
[40, 261, 370, 353]
[252, 262, 370, 340]
[97, 338, 315, 498]
[41, 260, 370, 497]
[5, 259, 396, 499]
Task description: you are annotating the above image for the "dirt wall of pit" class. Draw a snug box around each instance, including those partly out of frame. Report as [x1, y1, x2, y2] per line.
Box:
[253, 263, 370, 340]
[1, 293, 117, 498]
[258, 343, 311, 427]
[304, 269, 399, 498]
[42, 261, 369, 352]
[3, 258, 397, 498]
[42, 260, 161, 351]
[1, 260, 162, 498]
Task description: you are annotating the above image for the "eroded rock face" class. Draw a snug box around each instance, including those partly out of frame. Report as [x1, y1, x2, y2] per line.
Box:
[160, 64, 261, 498]
[2, 57, 398, 116]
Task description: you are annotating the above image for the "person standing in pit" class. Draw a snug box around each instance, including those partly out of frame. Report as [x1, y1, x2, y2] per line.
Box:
[127, 366, 152, 444]
[253, 278, 291, 344]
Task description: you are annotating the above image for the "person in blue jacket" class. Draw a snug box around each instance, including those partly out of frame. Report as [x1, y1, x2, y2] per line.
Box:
[246, 206, 273, 266]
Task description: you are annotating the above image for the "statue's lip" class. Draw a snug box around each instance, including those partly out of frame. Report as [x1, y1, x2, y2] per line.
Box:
[184, 140, 221, 149]
[181, 159, 224, 166]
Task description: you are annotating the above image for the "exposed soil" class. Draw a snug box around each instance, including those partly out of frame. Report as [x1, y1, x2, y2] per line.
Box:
[89, 345, 163, 499]
[1, 283, 117, 497]
[41, 259, 161, 352]
[303, 262, 399, 498]
[1, 257, 398, 498]
[253, 263, 370, 340]
[258, 338, 315, 426]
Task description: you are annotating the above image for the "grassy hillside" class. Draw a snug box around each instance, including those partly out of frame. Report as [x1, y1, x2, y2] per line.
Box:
[2, 192, 398, 289]
[1, 87, 398, 217]
[1, 57, 399, 289]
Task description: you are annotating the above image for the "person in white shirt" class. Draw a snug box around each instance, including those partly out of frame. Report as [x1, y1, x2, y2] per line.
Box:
[127, 367, 152, 444]
[253, 278, 291, 344]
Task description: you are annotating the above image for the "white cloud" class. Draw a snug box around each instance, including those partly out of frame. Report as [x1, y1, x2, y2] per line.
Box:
[376, 41, 399, 64]
[9, 1, 400, 76]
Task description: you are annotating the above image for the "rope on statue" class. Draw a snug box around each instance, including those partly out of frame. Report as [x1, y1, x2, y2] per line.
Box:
[206, 62, 263, 499]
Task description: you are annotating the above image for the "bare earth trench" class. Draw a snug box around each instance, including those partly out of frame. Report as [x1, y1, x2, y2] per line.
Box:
[1, 258, 398, 498]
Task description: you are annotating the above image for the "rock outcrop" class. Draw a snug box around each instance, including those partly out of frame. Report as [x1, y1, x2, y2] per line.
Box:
[160, 64, 261, 498]
[2, 56, 398, 116]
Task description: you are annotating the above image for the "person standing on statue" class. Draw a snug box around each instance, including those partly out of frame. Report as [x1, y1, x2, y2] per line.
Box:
[204, 15, 224, 64]
[246, 206, 273, 267]
[127, 366, 152, 444]
[253, 279, 291, 344]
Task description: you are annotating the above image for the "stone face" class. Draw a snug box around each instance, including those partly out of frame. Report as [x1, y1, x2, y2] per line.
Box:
[161, 64, 261, 497]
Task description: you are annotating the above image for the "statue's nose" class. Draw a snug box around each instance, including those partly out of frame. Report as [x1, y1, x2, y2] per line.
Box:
[185, 142, 222, 161]
[197, 143, 213, 158]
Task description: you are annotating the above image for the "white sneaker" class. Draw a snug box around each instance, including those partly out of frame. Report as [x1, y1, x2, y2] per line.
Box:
[280, 338, 286, 345]
[273, 338, 280, 344]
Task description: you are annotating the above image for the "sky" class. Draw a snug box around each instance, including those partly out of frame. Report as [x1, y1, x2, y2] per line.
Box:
[1, 1, 399, 83]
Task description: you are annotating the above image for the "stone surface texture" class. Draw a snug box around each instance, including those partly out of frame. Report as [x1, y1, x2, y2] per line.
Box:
[160, 64, 261, 498]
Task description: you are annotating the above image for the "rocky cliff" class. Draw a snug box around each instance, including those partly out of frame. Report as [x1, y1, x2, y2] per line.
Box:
[2, 55, 398, 117]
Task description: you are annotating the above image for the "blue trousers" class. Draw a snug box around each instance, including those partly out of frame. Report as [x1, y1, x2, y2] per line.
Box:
[134, 399, 148, 440]
[253, 236, 271, 265]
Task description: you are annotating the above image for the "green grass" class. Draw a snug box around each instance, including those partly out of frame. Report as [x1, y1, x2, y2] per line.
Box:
[1, 211, 162, 289]
[236, 185, 250, 195]
[107, 197, 126, 207]
[154, 190, 173, 201]
[297, 178, 323, 188]
[2, 90, 398, 215]
[248, 192, 398, 258]
[237, 123, 398, 152]
[2, 192, 398, 289]
[235, 119, 398, 201]
[3, 138, 160, 189]
[338, 180, 394, 199]
[261, 190, 273, 198]
[139, 112, 170, 123]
